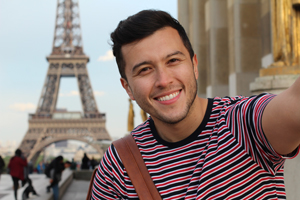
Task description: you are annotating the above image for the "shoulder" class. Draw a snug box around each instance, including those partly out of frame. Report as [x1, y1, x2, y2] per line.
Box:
[211, 96, 246, 107]
[11, 156, 22, 163]
[211, 93, 275, 110]
[130, 119, 156, 149]
[131, 119, 151, 136]
[104, 143, 124, 168]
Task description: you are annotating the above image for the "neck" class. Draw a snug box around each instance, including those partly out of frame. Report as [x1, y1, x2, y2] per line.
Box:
[153, 97, 208, 143]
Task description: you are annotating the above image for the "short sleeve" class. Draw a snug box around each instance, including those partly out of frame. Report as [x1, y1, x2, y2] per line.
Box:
[226, 93, 298, 175]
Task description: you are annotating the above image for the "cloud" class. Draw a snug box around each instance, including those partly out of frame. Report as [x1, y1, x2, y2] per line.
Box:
[9, 103, 36, 112]
[59, 91, 79, 97]
[94, 91, 105, 96]
[98, 50, 114, 61]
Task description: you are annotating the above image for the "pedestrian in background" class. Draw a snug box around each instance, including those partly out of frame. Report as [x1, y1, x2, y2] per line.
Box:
[90, 157, 97, 170]
[70, 158, 77, 170]
[27, 161, 33, 174]
[45, 155, 64, 200]
[81, 153, 90, 170]
[0, 155, 5, 180]
[8, 149, 27, 200]
[36, 161, 45, 174]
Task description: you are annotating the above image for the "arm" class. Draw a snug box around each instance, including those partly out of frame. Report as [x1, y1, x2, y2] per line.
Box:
[262, 77, 300, 155]
[91, 145, 125, 200]
[49, 169, 55, 183]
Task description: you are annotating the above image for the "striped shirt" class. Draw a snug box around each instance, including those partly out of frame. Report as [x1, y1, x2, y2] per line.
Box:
[91, 93, 299, 200]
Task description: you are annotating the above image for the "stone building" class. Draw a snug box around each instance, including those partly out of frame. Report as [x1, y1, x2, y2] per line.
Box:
[178, 0, 273, 98]
[177, 0, 300, 199]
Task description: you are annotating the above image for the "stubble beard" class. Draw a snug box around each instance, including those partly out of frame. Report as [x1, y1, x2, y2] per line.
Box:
[137, 77, 198, 125]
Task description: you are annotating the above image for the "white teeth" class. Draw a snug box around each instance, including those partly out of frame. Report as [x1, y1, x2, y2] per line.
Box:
[157, 91, 179, 101]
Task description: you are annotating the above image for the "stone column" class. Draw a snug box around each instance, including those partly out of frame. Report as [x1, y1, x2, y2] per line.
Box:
[205, 0, 229, 98]
[227, 0, 262, 97]
[260, 0, 273, 69]
[284, 153, 300, 200]
[187, 0, 207, 98]
[178, 0, 190, 36]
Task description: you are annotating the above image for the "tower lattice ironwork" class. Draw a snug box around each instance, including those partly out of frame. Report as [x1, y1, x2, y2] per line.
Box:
[19, 0, 111, 163]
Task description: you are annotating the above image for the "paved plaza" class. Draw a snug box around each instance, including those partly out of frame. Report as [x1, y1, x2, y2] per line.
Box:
[0, 171, 90, 200]
[0, 173, 49, 200]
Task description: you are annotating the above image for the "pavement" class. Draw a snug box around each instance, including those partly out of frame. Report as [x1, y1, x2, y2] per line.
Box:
[0, 171, 90, 200]
[0, 173, 48, 200]
[61, 180, 90, 200]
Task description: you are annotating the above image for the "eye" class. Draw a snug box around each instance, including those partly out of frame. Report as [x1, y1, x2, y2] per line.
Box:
[140, 67, 150, 72]
[138, 66, 152, 75]
[168, 58, 180, 64]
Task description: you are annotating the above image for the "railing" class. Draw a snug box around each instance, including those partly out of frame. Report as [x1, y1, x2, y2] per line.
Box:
[29, 113, 106, 120]
[29, 114, 52, 120]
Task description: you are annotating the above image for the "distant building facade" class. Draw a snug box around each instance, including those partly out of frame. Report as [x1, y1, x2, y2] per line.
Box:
[178, 0, 272, 98]
[0, 140, 18, 156]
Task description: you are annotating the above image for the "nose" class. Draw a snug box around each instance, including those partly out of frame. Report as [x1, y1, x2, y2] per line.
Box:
[154, 67, 173, 88]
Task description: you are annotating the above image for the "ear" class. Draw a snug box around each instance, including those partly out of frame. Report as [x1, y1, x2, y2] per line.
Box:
[120, 78, 135, 100]
[192, 54, 199, 80]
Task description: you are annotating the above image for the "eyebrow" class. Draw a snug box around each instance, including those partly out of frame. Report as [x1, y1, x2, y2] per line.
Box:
[165, 51, 185, 59]
[131, 51, 185, 73]
[132, 61, 152, 73]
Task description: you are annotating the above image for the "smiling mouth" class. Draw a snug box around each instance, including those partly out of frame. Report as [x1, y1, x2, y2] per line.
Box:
[156, 91, 180, 101]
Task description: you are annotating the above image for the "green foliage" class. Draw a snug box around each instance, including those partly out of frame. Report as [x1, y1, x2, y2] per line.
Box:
[2, 156, 11, 174]
[34, 155, 45, 168]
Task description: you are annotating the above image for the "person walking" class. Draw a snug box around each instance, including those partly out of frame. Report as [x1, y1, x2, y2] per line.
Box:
[45, 155, 64, 200]
[8, 149, 27, 200]
[81, 153, 90, 170]
[0, 155, 5, 180]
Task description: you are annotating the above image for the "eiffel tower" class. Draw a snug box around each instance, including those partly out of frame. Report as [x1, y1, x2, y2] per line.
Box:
[19, 0, 111, 163]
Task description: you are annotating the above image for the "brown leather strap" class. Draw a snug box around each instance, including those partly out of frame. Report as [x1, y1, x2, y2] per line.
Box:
[86, 168, 97, 200]
[113, 135, 162, 200]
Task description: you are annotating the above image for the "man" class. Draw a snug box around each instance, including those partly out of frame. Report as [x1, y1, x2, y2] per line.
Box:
[91, 10, 300, 199]
[8, 149, 27, 200]
[70, 158, 77, 170]
[81, 153, 90, 170]
[46, 156, 64, 200]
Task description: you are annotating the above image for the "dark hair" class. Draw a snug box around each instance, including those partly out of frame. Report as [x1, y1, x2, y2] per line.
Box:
[56, 155, 63, 162]
[111, 9, 194, 80]
[65, 161, 71, 165]
[15, 149, 22, 157]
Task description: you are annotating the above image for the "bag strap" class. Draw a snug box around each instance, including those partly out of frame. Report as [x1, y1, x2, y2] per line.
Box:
[86, 168, 97, 200]
[113, 134, 162, 200]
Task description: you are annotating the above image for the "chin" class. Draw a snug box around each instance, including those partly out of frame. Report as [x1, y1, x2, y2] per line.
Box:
[155, 111, 188, 124]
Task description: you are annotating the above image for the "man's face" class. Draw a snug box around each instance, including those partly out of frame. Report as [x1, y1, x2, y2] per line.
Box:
[121, 27, 198, 124]
[65, 163, 71, 168]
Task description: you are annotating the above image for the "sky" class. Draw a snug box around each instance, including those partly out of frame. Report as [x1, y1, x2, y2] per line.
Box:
[0, 0, 177, 144]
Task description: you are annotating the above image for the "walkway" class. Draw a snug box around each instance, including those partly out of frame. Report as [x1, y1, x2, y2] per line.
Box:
[0, 173, 49, 200]
[61, 180, 90, 200]
[0, 169, 90, 200]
